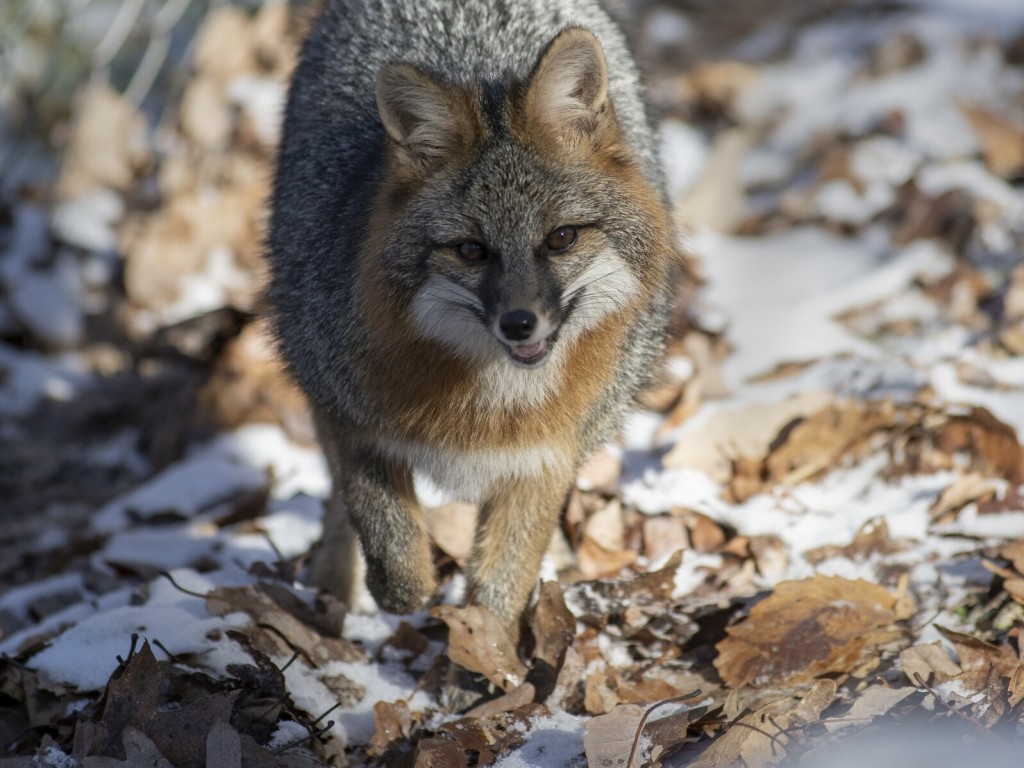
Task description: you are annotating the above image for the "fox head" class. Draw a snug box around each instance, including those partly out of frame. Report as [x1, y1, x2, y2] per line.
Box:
[367, 27, 677, 377]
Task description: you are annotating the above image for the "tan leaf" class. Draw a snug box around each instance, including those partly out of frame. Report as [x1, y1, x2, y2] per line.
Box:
[431, 605, 527, 692]
[424, 502, 477, 564]
[937, 626, 1024, 693]
[205, 584, 363, 667]
[936, 407, 1024, 484]
[825, 685, 915, 732]
[57, 85, 150, 199]
[412, 736, 468, 768]
[678, 129, 751, 233]
[578, 535, 637, 580]
[1000, 539, 1024, 574]
[584, 499, 627, 553]
[464, 681, 536, 719]
[690, 680, 835, 768]
[529, 581, 576, 670]
[899, 643, 962, 687]
[960, 103, 1024, 179]
[929, 472, 997, 521]
[369, 700, 411, 755]
[577, 448, 623, 495]
[765, 400, 900, 486]
[583, 703, 645, 768]
[715, 575, 912, 688]
[662, 390, 833, 481]
[1008, 665, 1024, 708]
[643, 515, 689, 563]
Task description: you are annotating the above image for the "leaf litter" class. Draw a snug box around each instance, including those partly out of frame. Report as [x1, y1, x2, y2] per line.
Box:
[3, 1, 1024, 766]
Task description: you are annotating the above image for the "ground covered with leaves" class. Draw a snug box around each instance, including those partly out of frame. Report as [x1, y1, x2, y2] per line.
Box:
[2, 1, 1024, 766]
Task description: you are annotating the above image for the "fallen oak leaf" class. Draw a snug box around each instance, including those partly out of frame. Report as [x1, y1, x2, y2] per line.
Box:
[689, 680, 836, 768]
[899, 643, 962, 687]
[583, 703, 645, 768]
[431, 605, 527, 692]
[584, 691, 702, 768]
[714, 575, 913, 688]
[369, 699, 412, 756]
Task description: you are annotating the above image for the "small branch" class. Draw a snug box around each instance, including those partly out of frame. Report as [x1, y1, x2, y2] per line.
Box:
[627, 688, 703, 768]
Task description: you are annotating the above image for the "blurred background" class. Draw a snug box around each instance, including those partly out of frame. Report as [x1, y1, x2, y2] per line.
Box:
[1, 1, 1023, 764]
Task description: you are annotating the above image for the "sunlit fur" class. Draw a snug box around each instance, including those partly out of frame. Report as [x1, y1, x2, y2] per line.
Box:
[267, 0, 687, 633]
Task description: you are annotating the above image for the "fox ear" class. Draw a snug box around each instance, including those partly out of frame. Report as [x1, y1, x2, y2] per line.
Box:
[376, 63, 477, 172]
[525, 27, 616, 149]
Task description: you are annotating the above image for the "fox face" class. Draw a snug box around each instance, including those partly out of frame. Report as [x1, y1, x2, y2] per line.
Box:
[402, 148, 644, 371]
[368, 27, 672, 396]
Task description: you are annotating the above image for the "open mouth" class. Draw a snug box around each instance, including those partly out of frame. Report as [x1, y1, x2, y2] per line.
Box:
[507, 338, 551, 367]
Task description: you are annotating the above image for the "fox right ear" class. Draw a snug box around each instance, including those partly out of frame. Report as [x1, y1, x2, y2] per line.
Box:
[525, 27, 618, 152]
[376, 63, 478, 173]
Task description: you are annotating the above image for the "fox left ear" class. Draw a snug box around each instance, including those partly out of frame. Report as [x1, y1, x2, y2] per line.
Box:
[525, 27, 617, 150]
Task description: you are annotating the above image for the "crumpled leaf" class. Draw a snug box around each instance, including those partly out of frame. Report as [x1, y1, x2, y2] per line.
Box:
[900, 642, 963, 686]
[690, 679, 836, 768]
[431, 605, 527, 691]
[715, 575, 913, 688]
[583, 703, 645, 768]
[205, 583, 363, 667]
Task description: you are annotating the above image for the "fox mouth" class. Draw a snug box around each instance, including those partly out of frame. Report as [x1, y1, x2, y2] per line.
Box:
[506, 338, 551, 367]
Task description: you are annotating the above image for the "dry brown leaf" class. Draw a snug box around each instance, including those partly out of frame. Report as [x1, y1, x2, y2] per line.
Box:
[193, 7, 259, 83]
[464, 681, 536, 719]
[715, 575, 912, 688]
[930, 472, 997, 521]
[199, 319, 313, 441]
[643, 515, 689, 563]
[1000, 540, 1024, 574]
[960, 103, 1024, 179]
[825, 685, 915, 732]
[181, 76, 233, 149]
[583, 703, 645, 768]
[431, 605, 527, 692]
[679, 128, 752, 232]
[899, 643, 962, 686]
[936, 626, 1024, 693]
[684, 511, 727, 553]
[1008, 665, 1024, 707]
[662, 390, 833, 481]
[690, 680, 836, 768]
[578, 535, 638, 580]
[805, 518, 904, 564]
[57, 85, 150, 199]
[765, 400, 899, 486]
[205, 584, 364, 667]
[369, 700, 412, 755]
[424, 502, 477, 564]
[1003, 578, 1024, 606]
[584, 500, 627, 553]
[529, 581, 576, 671]
[412, 736, 468, 768]
[936, 407, 1024, 484]
[577, 448, 623, 495]
[584, 663, 621, 715]
[205, 721, 242, 768]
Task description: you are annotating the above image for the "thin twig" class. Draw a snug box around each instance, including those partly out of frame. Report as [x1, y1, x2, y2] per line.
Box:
[626, 688, 703, 768]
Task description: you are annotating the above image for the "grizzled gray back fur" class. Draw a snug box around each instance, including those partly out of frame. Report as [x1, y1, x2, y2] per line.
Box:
[269, 0, 669, 428]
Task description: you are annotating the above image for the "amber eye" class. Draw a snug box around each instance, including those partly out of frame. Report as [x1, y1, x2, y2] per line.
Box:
[456, 241, 487, 262]
[545, 225, 577, 252]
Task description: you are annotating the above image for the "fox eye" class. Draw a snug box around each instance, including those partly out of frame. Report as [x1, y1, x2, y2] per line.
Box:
[456, 241, 487, 262]
[545, 225, 577, 252]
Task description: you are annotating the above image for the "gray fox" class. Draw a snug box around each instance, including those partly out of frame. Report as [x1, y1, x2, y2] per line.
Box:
[267, 0, 684, 636]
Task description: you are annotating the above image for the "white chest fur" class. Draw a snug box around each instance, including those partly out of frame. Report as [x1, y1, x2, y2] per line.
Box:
[375, 437, 566, 502]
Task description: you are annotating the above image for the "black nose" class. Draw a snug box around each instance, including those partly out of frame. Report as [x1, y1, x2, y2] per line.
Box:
[499, 310, 537, 341]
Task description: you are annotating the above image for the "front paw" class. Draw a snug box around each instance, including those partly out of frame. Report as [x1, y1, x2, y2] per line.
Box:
[364, 555, 437, 614]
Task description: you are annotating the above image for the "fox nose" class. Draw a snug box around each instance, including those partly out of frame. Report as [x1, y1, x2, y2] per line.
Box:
[499, 310, 537, 341]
